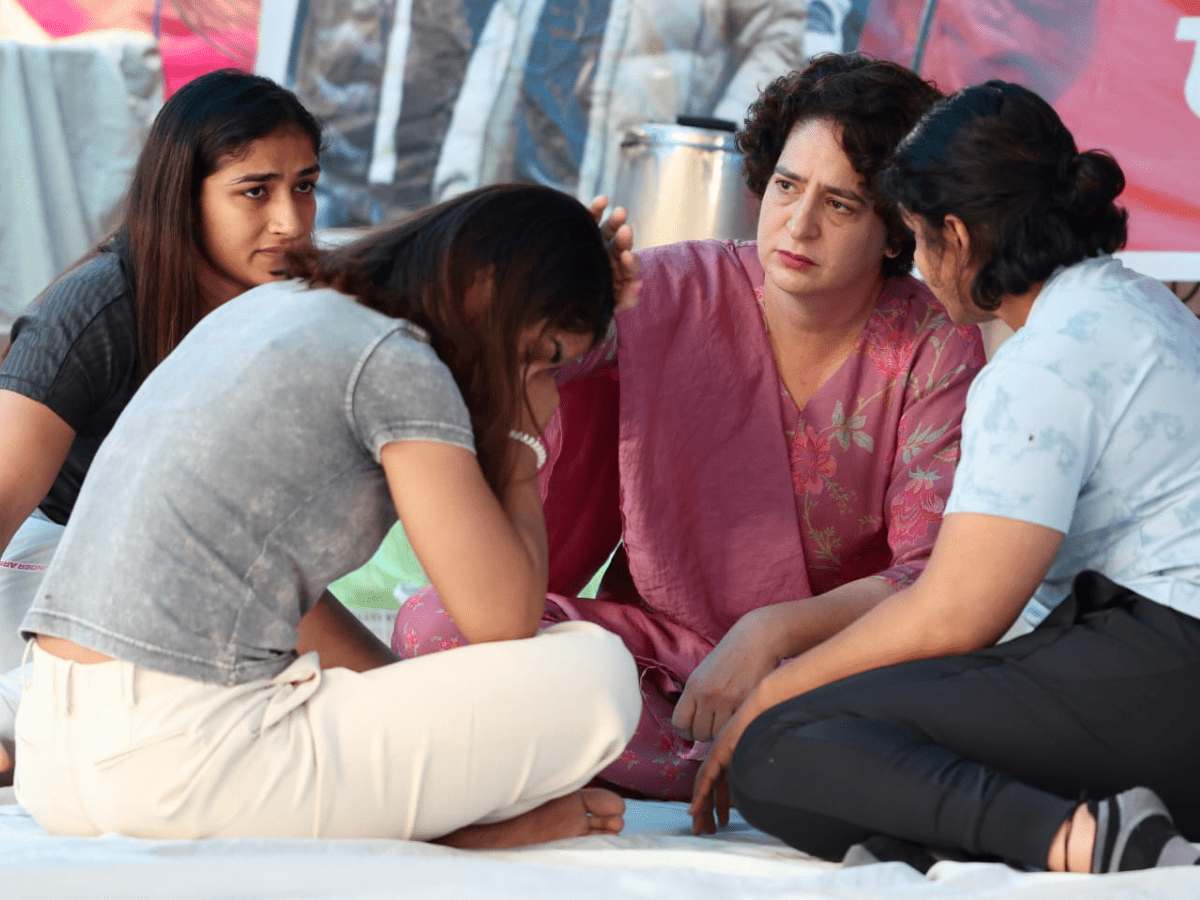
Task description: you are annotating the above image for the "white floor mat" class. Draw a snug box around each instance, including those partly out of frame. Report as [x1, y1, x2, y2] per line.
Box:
[2, 794, 1197, 898]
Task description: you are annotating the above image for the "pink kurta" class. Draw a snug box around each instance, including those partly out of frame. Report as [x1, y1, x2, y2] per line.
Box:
[393, 241, 985, 799]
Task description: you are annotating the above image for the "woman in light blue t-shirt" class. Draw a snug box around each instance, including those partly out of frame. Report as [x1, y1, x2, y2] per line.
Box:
[691, 81, 1200, 876]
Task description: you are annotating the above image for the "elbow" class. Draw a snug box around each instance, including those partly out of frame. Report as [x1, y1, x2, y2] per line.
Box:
[923, 622, 992, 658]
[507, 570, 547, 638]
[908, 596, 999, 658]
[456, 578, 545, 645]
[460, 618, 540, 646]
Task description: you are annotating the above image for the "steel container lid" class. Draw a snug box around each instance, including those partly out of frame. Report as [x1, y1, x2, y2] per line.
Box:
[621, 116, 740, 153]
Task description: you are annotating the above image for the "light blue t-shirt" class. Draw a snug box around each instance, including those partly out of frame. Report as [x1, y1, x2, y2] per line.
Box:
[946, 256, 1200, 627]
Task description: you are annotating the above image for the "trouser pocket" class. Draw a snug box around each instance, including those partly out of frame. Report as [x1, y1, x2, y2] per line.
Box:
[12, 682, 97, 835]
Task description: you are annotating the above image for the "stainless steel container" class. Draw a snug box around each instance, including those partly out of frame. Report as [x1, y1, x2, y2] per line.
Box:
[612, 119, 760, 249]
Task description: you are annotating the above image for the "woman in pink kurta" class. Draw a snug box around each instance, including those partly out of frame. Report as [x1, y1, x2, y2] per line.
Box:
[392, 54, 986, 799]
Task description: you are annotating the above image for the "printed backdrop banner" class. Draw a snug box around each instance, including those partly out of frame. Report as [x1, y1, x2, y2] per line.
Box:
[859, 0, 1200, 278]
[17, 0, 259, 96]
[12, 1, 1200, 276]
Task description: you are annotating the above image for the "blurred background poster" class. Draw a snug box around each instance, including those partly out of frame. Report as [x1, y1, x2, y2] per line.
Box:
[2, 0, 1197, 329]
[14, 0, 257, 93]
[858, 0, 1200, 278]
[260, 0, 1200, 280]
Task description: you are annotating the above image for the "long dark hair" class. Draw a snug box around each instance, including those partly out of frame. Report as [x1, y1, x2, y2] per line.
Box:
[118, 69, 322, 379]
[879, 80, 1127, 312]
[737, 53, 942, 278]
[287, 184, 615, 494]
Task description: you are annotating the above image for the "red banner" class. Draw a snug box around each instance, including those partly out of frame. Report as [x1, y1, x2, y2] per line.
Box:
[860, 0, 1200, 277]
[19, 1, 258, 97]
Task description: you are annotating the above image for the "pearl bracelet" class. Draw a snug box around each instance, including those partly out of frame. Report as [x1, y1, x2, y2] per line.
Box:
[507, 429, 548, 471]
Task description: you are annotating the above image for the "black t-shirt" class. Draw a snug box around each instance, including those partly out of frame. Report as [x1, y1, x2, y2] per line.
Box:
[0, 251, 137, 524]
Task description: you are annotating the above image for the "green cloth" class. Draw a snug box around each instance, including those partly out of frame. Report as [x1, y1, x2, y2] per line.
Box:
[330, 521, 608, 611]
[328, 521, 425, 610]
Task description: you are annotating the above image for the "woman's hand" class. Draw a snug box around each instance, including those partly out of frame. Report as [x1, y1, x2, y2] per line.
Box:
[382, 440, 547, 644]
[588, 196, 639, 313]
[672, 608, 782, 743]
[688, 687, 771, 835]
[692, 512, 1068, 835]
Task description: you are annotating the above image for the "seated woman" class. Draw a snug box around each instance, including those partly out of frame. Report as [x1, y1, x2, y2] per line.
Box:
[393, 53, 986, 799]
[691, 81, 1200, 874]
[0, 68, 322, 783]
[15, 184, 641, 844]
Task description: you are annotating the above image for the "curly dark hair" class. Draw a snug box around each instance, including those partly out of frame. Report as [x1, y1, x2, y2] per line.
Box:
[737, 53, 941, 278]
[879, 80, 1127, 312]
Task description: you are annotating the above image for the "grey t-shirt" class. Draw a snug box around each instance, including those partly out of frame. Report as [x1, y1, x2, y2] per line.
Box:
[22, 281, 474, 684]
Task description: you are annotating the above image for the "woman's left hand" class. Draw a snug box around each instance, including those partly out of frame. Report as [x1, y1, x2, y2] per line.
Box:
[688, 688, 770, 835]
[588, 195, 639, 313]
[672, 609, 781, 743]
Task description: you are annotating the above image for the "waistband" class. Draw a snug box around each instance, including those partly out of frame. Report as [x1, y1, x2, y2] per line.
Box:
[24, 641, 199, 712]
[24, 641, 323, 720]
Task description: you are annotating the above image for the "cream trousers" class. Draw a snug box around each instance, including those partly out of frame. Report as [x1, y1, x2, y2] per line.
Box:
[14, 621, 640, 840]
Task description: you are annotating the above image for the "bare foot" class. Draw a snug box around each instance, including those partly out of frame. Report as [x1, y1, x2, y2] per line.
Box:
[1065, 803, 1097, 873]
[435, 788, 625, 849]
[0, 743, 12, 789]
[1046, 802, 1096, 872]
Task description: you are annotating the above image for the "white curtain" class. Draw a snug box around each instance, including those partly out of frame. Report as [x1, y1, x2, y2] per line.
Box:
[0, 30, 161, 327]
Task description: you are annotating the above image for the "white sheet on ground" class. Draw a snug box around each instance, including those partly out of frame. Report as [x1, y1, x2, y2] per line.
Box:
[2, 793, 1196, 898]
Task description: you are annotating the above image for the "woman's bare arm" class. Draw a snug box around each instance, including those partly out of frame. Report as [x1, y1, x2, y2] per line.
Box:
[295, 590, 397, 671]
[691, 512, 1065, 828]
[0, 390, 74, 553]
[381, 439, 547, 645]
[754, 512, 1064, 709]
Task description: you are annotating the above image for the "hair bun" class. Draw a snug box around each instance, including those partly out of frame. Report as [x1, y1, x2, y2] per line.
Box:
[1059, 150, 1125, 217]
[1051, 149, 1128, 255]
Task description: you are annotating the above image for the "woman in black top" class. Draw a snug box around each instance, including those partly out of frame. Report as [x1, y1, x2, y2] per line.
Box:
[0, 69, 322, 776]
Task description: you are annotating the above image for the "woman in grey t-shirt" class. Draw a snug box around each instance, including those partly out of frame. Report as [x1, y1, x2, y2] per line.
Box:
[0, 68, 323, 786]
[16, 184, 642, 847]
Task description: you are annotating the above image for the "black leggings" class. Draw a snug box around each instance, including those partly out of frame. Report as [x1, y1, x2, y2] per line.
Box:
[729, 572, 1200, 868]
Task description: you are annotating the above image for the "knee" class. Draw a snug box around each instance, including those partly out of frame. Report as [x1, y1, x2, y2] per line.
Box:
[728, 701, 795, 811]
[543, 622, 641, 746]
[728, 701, 853, 859]
[390, 589, 466, 658]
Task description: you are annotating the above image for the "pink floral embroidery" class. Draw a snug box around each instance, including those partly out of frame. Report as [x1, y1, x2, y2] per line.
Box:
[772, 284, 983, 596]
[616, 748, 640, 770]
[400, 625, 421, 658]
[655, 760, 686, 784]
[864, 313, 915, 379]
[393, 613, 463, 659]
[890, 469, 947, 545]
[790, 425, 837, 495]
